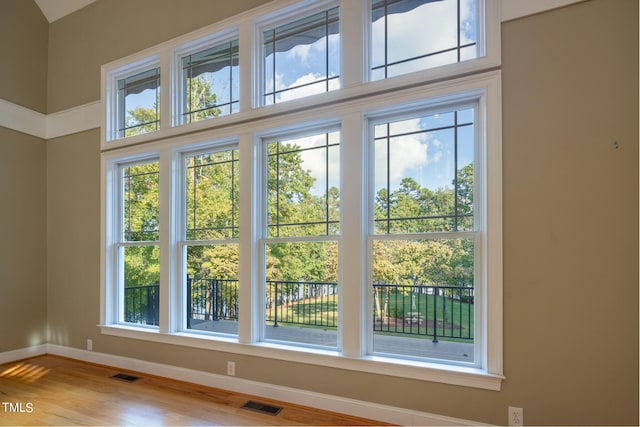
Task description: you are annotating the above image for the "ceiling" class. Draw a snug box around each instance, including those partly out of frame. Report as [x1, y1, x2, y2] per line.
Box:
[34, 0, 96, 22]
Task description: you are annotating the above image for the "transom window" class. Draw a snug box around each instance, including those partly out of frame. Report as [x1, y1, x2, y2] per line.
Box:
[181, 39, 240, 124]
[370, 0, 478, 80]
[262, 6, 340, 105]
[117, 67, 160, 138]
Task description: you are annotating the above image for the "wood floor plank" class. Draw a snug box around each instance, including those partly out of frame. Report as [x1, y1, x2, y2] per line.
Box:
[0, 355, 389, 426]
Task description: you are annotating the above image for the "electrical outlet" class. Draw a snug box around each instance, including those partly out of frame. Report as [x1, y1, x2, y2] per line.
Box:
[508, 406, 523, 426]
[87, 339, 93, 351]
[227, 361, 235, 376]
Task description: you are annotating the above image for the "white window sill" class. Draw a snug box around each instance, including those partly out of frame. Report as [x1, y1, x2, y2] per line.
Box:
[100, 324, 504, 391]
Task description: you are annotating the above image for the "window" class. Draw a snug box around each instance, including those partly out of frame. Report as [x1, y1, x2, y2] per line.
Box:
[101, 0, 502, 390]
[181, 39, 240, 124]
[370, 0, 478, 80]
[117, 67, 161, 138]
[262, 6, 340, 105]
[369, 105, 479, 364]
[182, 147, 240, 335]
[262, 130, 340, 347]
[118, 159, 160, 326]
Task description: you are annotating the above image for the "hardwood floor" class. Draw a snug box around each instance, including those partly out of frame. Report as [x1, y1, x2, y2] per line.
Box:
[0, 355, 388, 426]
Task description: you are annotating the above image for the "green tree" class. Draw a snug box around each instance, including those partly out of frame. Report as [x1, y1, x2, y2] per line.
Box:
[185, 75, 222, 122]
[372, 163, 474, 288]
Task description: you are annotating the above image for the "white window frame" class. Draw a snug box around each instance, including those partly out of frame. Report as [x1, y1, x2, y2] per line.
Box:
[102, 152, 162, 328]
[178, 141, 241, 335]
[103, 56, 163, 144]
[171, 29, 240, 128]
[100, 0, 503, 390]
[254, 0, 341, 109]
[367, 0, 487, 82]
[365, 99, 483, 367]
[258, 124, 342, 348]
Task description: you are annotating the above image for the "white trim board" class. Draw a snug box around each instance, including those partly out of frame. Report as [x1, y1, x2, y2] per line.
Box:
[0, 99, 100, 140]
[0, 99, 47, 139]
[0, 344, 490, 426]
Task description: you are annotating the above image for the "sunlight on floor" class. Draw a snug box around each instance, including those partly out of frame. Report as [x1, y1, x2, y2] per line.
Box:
[1, 362, 50, 383]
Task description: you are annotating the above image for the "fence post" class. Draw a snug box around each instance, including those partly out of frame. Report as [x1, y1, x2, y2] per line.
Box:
[187, 275, 192, 329]
[432, 287, 438, 343]
[212, 278, 218, 321]
[273, 281, 279, 327]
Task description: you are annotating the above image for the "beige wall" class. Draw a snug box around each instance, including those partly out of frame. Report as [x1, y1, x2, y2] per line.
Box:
[0, 0, 48, 112]
[500, 0, 638, 423]
[2, 0, 639, 424]
[46, 130, 101, 348]
[0, 127, 47, 352]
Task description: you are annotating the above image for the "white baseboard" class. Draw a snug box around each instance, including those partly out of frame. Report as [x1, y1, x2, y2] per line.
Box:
[0, 344, 48, 364]
[2, 344, 487, 426]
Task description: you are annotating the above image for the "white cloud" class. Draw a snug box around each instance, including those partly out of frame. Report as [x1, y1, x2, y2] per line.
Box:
[375, 118, 452, 190]
[275, 72, 339, 103]
[297, 134, 340, 196]
[371, 0, 476, 75]
[288, 43, 311, 66]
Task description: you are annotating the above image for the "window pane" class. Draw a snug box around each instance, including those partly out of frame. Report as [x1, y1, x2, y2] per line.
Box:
[373, 108, 474, 234]
[265, 241, 338, 347]
[267, 131, 340, 238]
[371, 0, 478, 80]
[182, 39, 239, 123]
[123, 245, 160, 326]
[263, 6, 340, 105]
[118, 67, 160, 137]
[185, 149, 239, 240]
[185, 244, 239, 336]
[123, 161, 159, 241]
[372, 238, 474, 362]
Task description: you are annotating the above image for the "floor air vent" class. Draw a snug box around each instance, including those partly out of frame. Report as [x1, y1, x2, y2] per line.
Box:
[241, 400, 283, 415]
[111, 373, 141, 382]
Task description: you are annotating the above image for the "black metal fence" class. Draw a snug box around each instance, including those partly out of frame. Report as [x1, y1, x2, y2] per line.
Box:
[187, 276, 239, 328]
[124, 284, 159, 326]
[265, 280, 338, 328]
[124, 280, 474, 342]
[373, 283, 474, 342]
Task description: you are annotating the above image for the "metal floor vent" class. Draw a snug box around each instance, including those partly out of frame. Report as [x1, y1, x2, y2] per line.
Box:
[241, 400, 283, 415]
[111, 373, 141, 382]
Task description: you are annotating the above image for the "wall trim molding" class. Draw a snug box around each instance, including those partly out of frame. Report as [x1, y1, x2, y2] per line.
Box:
[1, 344, 488, 426]
[0, 99, 100, 140]
[0, 99, 47, 139]
[47, 101, 101, 139]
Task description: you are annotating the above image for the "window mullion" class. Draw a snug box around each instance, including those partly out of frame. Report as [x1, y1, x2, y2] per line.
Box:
[238, 133, 259, 344]
[339, 0, 364, 88]
[238, 20, 254, 111]
[341, 112, 365, 357]
[158, 149, 175, 333]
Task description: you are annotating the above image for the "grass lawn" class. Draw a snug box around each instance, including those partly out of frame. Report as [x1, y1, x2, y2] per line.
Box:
[266, 290, 474, 342]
